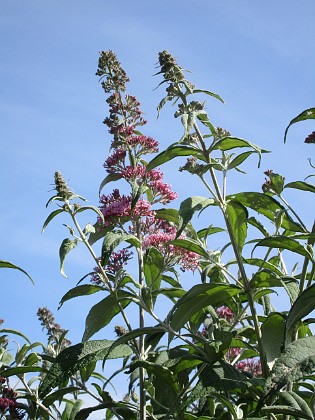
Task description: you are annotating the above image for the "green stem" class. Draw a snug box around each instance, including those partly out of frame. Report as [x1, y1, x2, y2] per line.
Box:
[193, 121, 268, 378]
[163, 363, 207, 420]
[136, 221, 146, 420]
[71, 212, 140, 355]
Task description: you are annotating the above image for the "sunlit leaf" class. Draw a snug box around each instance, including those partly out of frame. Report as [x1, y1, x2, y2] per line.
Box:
[230, 192, 304, 232]
[193, 88, 225, 103]
[177, 196, 215, 237]
[254, 236, 313, 260]
[226, 200, 248, 252]
[285, 181, 315, 194]
[168, 238, 209, 258]
[284, 107, 315, 143]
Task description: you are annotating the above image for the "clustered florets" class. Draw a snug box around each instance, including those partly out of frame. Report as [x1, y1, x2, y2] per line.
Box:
[305, 131, 315, 144]
[0, 377, 25, 419]
[202, 307, 262, 377]
[37, 307, 71, 349]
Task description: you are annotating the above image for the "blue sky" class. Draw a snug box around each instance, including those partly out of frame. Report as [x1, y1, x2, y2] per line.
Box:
[1, 0, 315, 351]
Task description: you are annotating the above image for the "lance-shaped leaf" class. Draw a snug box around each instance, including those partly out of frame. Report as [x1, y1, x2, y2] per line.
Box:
[226, 200, 248, 252]
[101, 231, 141, 266]
[59, 238, 78, 278]
[58, 284, 104, 309]
[82, 291, 133, 341]
[178, 196, 215, 237]
[168, 283, 241, 332]
[146, 144, 204, 171]
[261, 312, 286, 369]
[228, 151, 255, 170]
[285, 283, 315, 342]
[0, 260, 34, 284]
[254, 236, 313, 260]
[230, 192, 304, 232]
[41, 386, 81, 408]
[285, 181, 315, 194]
[144, 247, 164, 290]
[284, 107, 315, 143]
[264, 336, 315, 399]
[38, 339, 132, 398]
[98, 173, 123, 196]
[261, 406, 313, 419]
[168, 238, 209, 259]
[155, 208, 181, 226]
[75, 205, 105, 225]
[0, 366, 45, 378]
[41, 209, 64, 233]
[193, 88, 225, 103]
[75, 402, 137, 420]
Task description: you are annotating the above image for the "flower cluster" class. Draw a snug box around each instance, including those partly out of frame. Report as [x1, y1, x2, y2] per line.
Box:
[216, 306, 235, 323]
[96, 50, 129, 93]
[99, 189, 153, 225]
[139, 216, 199, 271]
[91, 249, 133, 285]
[0, 377, 25, 419]
[305, 131, 315, 144]
[37, 307, 71, 349]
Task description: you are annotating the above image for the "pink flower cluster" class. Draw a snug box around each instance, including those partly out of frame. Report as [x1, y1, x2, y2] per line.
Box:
[126, 135, 159, 155]
[139, 217, 199, 271]
[0, 378, 24, 419]
[216, 306, 235, 323]
[99, 189, 153, 225]
[91, 249, 133, 284]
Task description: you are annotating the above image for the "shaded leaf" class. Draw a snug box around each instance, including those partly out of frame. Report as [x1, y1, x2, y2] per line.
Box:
[146, 144, 204, 171]
[59, 238, 78, 278]
[228, 151, 255, 170]
[38, 340, 132, 398]
[254, 236, 313, 260]
[168, 283, 241, 332]
[101, 231, 141, 266]
[42, 387, 81, 407]
[99, 173, 123, 196]
[42, 209, 64, 233]
[178, 196, 215, 237]
[0, 260, 34, 284]
[75, 206, 105, 225]
[168, 238, 209, 258]
[261, 405, 312, 419]
[82, 291, 133, 341]
[285, 283, 315, 341]
[0, 366, 45, 377]
[58, 285, 104, 309]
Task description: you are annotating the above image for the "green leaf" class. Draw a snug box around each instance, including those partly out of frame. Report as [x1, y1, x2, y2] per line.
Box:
[284, 107, 315, 143]
[261, 405, 313, 419]
[41, 387, 81, 408]
[75, 206, 105, 225]
[0, 328, 31, 345]
[254, 236, 313, 260]
[82, 291, 133, 341]
[193, 88, 225, 103]
[230, 192, 304, 232]
[42, 209, 64, 233]
[88, 224, 113, 246]
[101, 231, 141, 266]
[228, 151, 255, 170]
[75, 402, 136, 420]
[0, 366, 45, 377]
[99, 173, 123, 195]
[178, 196, 215, 237]
[155, 208, 181, 226]
[58, 285, 104, 309]
[279, 391, 314, 419]
[168, 238, 208, 258]
[265, 336, 315, 397]
[144, 247, 164, 290]
[168, 283, 241, 332]
[39, 340, 132, 399]
[196, 113, 216, 135]
[146, 144, 204, 171]
[59, 238, 78, 278]
[211, 137, 267, 166]
[261, 312, 286, 368]
[269, 172, 285, 194]
[226, 200, 248, 252]
[0, 260, 34, 284]
[250, 269, 283, 289]
[285, 283, 315, 342]
[285, 181, 315, 193]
